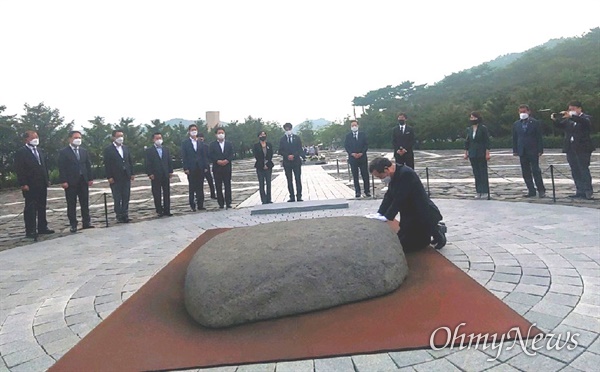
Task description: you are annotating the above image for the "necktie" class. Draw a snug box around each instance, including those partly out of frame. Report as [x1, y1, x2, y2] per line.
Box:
[401, 126, 405, 134]
[158, 147, 163, 159]
[288, 136, 292, 144]
[354, 133, 358, 141]
[74, 147, 80, 161]
[32, 147, 41, 164]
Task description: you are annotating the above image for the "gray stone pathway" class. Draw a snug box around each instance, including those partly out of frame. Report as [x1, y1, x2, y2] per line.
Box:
[0, 158, 599, 371]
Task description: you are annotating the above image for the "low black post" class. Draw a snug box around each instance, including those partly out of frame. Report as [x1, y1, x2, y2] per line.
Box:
[486, 164, 491, 200]
[103, 192, 109, 227]
[347, 162, 351, 182]
[550, 165, 556, 203]
[426, 167, 430, 197]
[336, 158, 340, 178]
[372, 174, 376, 199]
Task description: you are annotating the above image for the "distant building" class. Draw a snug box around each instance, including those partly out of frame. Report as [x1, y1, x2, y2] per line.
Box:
[206, 111, 220, 130]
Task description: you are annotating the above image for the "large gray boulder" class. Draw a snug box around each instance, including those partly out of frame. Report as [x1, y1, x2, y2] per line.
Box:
[184, 216, 408, 328]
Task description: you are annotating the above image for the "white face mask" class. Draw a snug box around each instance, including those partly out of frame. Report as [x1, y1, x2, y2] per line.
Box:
[351, 126, 359, 132]
[115, 137, 124, 145]
[29, 138, 39, 146]
[519, 113, 529, 120]
[217, 133, 225, 140]
[72, 138, 82, 146]
[190, 130, 198, 137]
[569, 111, 577, 116]
[155, 139, 163, 146]
[285, 130, 293, 136]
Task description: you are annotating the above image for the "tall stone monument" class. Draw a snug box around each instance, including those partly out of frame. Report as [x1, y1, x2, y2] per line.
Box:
[206, 111, 220, 130]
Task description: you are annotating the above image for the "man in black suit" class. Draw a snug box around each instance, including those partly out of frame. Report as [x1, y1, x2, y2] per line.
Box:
[181, 124, 208, 211]
[198, 133, 216, 199]
[278, 122, 304, 202]
[58, 130, 94, 233]
[344, 120, 371, 198]
[208, 127, 234, 209]
[369, 157, 446, 251]
[14, 130, 54, 238]
[103, 129, 134, 223]
[553, 100, 595, 199]
[512, 104, 545, 198]
[392, 113, 415, 169]
[145, 132, 173, 217]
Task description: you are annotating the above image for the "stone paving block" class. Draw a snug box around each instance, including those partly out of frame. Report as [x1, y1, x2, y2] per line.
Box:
[588, 336, 600, 354]
[530, 301, 574, 318]
[8, 354, 54, 372]
[543, 292, 579, 307]
[486, 281, 517, 292]
[562, 313, 600, 333]
[0, 339, 37, 356]
[551, 324, 598, 348]
[573, 303, 600, 317]
[490, 290, 509, 300]
[198, 366, 238, 372]
[275, 359, 314, 372]
[491, 273, 520, 284]
[569, 351, 600, 371]
[506, 352, 565, 371]
[351, 353, 398, 371]
[551, 275, 583, 286]
[236, 363, 276, 372]
[521, 267, 550, 277]
[469, 263, 495, 271]
[388, 350, 434, 367]
[444, 348, 499, 370]
[32, 321, 65, 336]
[519, 275, 550, 286]
[32, 313, 63, 327]
[524, 311, 563, 332]
[34, 327, 75, 345]
[503, 301, 532, 316]
[482, 364, 521, 372]
[504, 292, 542, 306]
[314, 356, 354, 372]
[2, 346, 46, 368]
[494, 266, 522, 275]
[412, 358, 461, 371]
[550, 268, 580, 277]
[41, 334, 80, 355]
[537, 344, 585, 364]
[514, 283, 548, 296]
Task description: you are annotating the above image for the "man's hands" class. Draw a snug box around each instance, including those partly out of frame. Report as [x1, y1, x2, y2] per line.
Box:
[21, 185, 29, 192]
[351, 153, 363, 159]
[61, 182, 69, 189]
[217, 159, 229, 166]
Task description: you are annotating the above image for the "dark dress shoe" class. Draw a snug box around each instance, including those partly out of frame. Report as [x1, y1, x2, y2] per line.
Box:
[568, 194, 583, 199]
[296, 198, 303, 202]
[70, 226, 77, 233]
[25, 232, 37, 239]
[38, 229, 55, 234]
[82, 225, 95, 229]
[538, 192, 546, 198]
[365, 194, 372, 197]
[524, 192, 536, 198]
[287, 198, 295, 202]
[163, 213, 174, 216]
[198, 207, 206, 211]
[219, 205, 224, 209]
[157, 212, 164, 217]
[226, 205, 232, 209]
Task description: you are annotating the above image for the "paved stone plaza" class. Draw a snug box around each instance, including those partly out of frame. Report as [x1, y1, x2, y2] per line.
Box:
[0, 149, 599, 371]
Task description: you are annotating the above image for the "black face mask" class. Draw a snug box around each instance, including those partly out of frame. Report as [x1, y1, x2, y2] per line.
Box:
[398, 120, 406, 125]
[259, 136, 267, 141]
[469, 119, 479, 125]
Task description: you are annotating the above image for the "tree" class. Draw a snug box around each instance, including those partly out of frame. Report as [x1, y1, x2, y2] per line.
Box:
[297, 120, 315, 146]
[17, 102, 73, 172]
[83, 116, 113, 177]
[0, 106, 20, 185]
